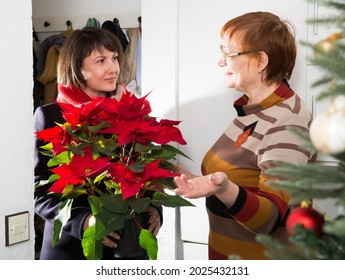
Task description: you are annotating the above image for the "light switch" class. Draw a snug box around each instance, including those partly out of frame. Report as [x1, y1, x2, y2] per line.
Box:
[5, 211, 30, 246]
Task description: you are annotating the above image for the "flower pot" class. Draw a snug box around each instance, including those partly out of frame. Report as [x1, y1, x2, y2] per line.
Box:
[113, 213, 150, 259]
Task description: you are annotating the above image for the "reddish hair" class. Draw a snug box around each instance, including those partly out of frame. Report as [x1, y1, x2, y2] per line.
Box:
[221, 11, 296, 85]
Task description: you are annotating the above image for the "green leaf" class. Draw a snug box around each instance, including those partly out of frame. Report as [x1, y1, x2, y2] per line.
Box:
[99, 194, 129, 214]
[40, 142, 53, 151]
[135, 142, 161, 152]
[128, 162, 145, 173]
[139, 229, 158, 260]
[156, 177, 179, 190]
[47, 150, 71, 167]
[96, 211, 129, 239]
[88, 195, 105, 215]
[94, 170, 109, 184]
[35, 174, 59, 188]
[94, 138, 118, 156]
[82, 195, 133, 260]
[152, 192, 195, 207]
[103, 180, 122, 194]
[82, 225, 103, 260]
[61, 183, 87, 199]
[162, 144, 192, 160]
[89, 196, 131, 238]
[70, 126, 92, 143]
[40, 150, 54, 157]
[88, 120, 111, 134]
[52, 199, 73, 247]
[145, 148, 177, 161]
[135, 143, 192, 162]
[126, 196, 151, 213]
[67, 143, 89, 156]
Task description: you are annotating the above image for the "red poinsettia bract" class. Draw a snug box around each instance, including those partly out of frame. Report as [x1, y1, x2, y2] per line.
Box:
[35, 88, 192, 261]
[35, 125, 71, 155]
[49, 148, 111, 193]
[108, 161, 180, 199]
[36, 90, 187, 197]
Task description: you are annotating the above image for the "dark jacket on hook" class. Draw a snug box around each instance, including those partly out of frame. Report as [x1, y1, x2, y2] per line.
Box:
[101, 20, 128, 51]
[36, 29, 74, 105]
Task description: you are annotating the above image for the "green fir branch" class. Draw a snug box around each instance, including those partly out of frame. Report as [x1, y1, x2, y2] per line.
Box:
[258, 225, 345, 260]
[260, 0, 345, 260]
[267, 161, 345, 204]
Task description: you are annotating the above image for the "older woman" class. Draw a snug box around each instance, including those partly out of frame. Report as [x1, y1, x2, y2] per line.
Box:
[174, 11, 316, 260]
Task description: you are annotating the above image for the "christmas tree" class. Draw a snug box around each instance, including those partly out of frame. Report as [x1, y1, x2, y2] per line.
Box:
[257, 0, 345, 259]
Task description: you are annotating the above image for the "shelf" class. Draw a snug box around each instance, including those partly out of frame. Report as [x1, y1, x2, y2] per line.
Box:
[32, 14, 141, 33]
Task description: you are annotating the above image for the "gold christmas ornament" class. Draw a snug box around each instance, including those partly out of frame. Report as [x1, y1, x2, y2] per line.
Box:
[316, 32, 342, 52]
[310, 95, 345, 154]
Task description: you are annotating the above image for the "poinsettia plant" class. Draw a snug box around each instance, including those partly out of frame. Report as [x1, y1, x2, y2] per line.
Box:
[35, 89, 193, 260]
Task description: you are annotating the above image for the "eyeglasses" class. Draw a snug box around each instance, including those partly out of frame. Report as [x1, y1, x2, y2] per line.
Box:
[220, 45, 257, 60]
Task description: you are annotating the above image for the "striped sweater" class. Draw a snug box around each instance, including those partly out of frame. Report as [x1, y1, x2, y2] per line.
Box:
[201, 81, 316, 260]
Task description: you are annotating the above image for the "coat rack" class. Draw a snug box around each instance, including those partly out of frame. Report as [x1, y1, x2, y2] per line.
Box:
[43, 20, 72, 29]
[33, 14, 141, 33]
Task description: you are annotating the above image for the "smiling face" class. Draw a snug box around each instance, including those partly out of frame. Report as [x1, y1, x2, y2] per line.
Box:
[80, 47, 120, 98]
[219, 34, 262, 94]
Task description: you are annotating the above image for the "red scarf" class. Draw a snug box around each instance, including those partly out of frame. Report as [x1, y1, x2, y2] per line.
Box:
[56, 84, 94, 106]
[56, 83, 127, 106]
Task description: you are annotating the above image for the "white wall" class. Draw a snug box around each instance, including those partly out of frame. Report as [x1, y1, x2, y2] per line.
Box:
[142, 0, 181, 260]
[0, 0, 34, 259]
[32, 0, 140, 18]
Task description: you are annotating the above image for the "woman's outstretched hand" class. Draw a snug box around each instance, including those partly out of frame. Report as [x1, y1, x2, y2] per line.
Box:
[174, 172, 239, 208]
[174, 172, 228, 198]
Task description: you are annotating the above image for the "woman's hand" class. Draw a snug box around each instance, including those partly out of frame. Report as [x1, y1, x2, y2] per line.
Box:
[174, 172, 226, 198]
[145, 206, 161, 236]
[83, 214, 120, 248]
[174, 172, 239, 208]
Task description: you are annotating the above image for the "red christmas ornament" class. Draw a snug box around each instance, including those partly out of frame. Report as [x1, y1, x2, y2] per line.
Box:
[286, 205, 325, 237]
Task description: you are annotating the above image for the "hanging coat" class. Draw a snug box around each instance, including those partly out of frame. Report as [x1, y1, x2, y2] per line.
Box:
[101, 20, 128, 51]
[119, 28, 140, 87]
[36, 29, 73, 104]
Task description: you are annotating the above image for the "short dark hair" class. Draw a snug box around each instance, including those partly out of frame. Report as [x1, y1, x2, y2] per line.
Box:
[221, 11, 296, 85]
[57, 26, 124, 88]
